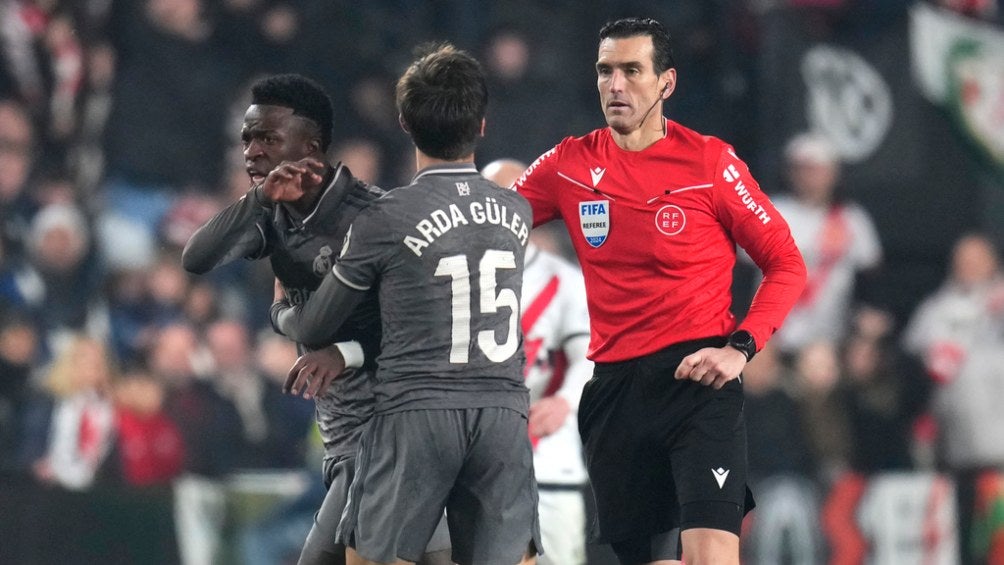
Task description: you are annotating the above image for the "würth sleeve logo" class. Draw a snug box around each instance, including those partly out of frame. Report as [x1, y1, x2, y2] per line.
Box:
[722, 163, 771, 225]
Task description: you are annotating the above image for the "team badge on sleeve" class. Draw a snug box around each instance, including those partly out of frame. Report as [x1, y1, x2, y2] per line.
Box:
[578, 200, 610, 248]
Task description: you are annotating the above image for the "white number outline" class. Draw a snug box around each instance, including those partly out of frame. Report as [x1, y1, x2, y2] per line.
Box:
[434, 250, 519, 363]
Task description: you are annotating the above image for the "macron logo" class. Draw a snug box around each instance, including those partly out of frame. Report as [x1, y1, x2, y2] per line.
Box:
[590, 166, 606, 187]
[712, 467, 730, 489]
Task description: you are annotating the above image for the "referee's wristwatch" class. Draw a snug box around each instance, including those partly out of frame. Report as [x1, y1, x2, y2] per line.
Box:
[727, 330, 757, 362]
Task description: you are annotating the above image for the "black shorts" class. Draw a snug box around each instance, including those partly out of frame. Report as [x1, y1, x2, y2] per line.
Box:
[578, 337, 755, 547]
[337, 408, 542, 565]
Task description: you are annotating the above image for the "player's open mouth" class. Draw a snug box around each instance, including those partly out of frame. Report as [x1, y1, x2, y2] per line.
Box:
[247, 168, 266, 183]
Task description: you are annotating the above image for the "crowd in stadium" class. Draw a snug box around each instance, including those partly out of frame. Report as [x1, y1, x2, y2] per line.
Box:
[0, 0, 1002, 564]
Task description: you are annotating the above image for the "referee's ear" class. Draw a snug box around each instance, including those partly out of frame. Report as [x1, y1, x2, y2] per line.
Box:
[399, 114, 410, 134]
[479, 118, 486, 138]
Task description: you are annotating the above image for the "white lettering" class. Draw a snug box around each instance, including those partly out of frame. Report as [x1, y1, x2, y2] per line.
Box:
[416, 219, 439, 241]
[405, 235, 429, 257]
[470, 202, 486, 223]
[449, 204, 469, 226]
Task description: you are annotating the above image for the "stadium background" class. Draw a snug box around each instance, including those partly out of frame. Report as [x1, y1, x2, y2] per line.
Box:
[0, 0, 1002, 563]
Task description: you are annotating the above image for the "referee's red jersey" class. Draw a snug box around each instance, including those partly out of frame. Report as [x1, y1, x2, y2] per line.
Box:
[516, 119, 807, 363]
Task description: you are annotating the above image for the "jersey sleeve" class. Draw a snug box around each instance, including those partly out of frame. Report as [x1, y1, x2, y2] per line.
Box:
[555, 265, 593, 410]
[181, 186, 271, 274]
[514, 142, 564, 227]
[712, 145, 807, 350]
[331, 198, 398, 291]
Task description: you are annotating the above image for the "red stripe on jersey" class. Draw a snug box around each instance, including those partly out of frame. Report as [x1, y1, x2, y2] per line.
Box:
[521, 275, 561, 377]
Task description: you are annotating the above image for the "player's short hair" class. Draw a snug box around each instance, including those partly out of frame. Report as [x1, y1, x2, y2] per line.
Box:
[396, 43, 488, 161]
[599, 17, 676, 74]
[250, 74, 334, 151]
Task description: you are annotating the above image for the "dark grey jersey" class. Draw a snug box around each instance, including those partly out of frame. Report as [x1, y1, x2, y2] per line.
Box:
[332, 163, 533, 414]
[182, 164, 383, 459]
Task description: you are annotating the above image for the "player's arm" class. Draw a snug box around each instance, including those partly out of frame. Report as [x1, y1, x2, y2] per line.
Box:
[181, 185, 272, 274]
[271, 203, 389, 350]
[270, 272, 366, 350]
[529, 269, 593, 438]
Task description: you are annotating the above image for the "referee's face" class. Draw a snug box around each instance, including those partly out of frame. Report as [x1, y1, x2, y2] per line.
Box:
[596, 35, 670, 134]
[241, 104, 316, 185]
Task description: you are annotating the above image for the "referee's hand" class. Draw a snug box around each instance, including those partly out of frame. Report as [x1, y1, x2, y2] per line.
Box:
[674, 346, 747, 390]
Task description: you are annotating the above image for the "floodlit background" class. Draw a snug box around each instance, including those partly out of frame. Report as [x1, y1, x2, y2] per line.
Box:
[0, 0, 1002, 563]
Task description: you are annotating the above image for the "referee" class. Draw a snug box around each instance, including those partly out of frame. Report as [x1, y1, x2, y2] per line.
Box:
[514, 18, 807, 565]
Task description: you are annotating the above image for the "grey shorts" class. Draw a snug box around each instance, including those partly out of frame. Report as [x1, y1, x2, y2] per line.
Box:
[297, 456, 451, 565]
[338, 407, 542, 565]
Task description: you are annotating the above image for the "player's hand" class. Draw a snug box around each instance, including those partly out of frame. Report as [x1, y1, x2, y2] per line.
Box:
[261, 158, 326, 203]
[674, 346, 747, 390]
[284, 345, 346, 399]
[528, 396, 571, 439]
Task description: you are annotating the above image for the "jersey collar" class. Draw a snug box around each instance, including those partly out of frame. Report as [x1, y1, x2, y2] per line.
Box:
[412, 162, 479, 183]
[299, 163, 354, 226]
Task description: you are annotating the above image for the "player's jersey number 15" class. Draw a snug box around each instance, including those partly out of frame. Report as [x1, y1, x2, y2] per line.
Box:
[434, 250, 519, 364]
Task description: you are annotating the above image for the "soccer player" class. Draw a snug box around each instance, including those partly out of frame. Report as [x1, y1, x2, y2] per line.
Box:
[271, 45, 540, 565]
[181, 74, 450, 565]
[513, 18, 807, 565]
[483, 159, 591, 565]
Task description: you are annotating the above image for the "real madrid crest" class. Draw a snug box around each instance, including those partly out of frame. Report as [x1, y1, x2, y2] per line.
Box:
[312, 245, 333, 276]
[578, 200, 610, 248]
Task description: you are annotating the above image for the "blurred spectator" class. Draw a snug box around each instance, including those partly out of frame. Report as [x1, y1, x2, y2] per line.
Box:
[253, 331, 314, 466]
[153, 322, 242, 477]
[743, 341, 815, 481]
[111, 368, 185, 487]
[152, 321, 243, 565]
[332, 137, 385, 186]
[903, 232, 1004, 565]
[99, 0, 244, 269]
[21, 335, 117, 490]
[476, 27, 570, 165]
[792, 339, 851, 484]
[0, 98, 37, 261]
[903, 233, 1004, 469]
[206, 319, 312, 469]
[769, 133, 883, 356]
[0, 309, 39, 474]
[839, 312, 927, 473]
[24, 202, 104, 350]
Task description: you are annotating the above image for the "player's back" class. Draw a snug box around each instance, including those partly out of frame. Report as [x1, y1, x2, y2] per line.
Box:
[333, 164, 532, 415]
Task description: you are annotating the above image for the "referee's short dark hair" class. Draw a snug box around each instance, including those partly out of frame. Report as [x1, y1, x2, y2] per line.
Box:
[599, 17, 676, 74]
[396, 43, 488, 161]
[251, 74, 334, 152]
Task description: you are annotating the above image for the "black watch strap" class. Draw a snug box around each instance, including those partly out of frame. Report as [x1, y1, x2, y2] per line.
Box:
[727, 330, 757, 362]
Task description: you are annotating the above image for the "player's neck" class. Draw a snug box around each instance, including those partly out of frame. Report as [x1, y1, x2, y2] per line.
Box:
[415, 149, 475, 173]
[610, 115, 666, 152]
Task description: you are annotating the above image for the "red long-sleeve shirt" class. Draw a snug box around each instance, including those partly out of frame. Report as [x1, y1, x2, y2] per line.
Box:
[515, 120, 806, 362]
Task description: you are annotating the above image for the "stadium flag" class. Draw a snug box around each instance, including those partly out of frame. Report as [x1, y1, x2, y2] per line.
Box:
[910, 3, 1004, 176]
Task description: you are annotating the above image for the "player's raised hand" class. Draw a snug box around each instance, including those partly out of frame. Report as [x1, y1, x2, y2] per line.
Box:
[261, 157, 326, 202]
[284, 344, 346, 399]
[674, 346, 747, 390]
